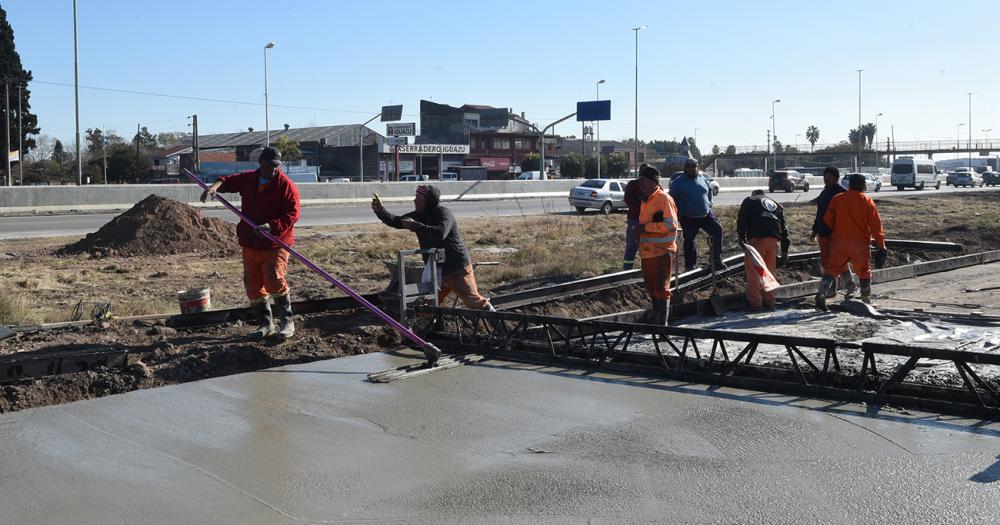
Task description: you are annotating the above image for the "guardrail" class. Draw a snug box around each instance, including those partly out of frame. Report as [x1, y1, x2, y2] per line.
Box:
[727, 140, 1000, 155]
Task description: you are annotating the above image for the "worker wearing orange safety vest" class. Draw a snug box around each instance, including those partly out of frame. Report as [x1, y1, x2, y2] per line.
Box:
[815, 173, 888, 310]
[632, 165, 680, 326]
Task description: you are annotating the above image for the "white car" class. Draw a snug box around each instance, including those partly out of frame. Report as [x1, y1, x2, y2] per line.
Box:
[399, 174, 430, 182]
[671, 172, 720, 196]
[839, 172, 882, 192]
[568, 179, 627, 214]
[952, 171, 983, 187]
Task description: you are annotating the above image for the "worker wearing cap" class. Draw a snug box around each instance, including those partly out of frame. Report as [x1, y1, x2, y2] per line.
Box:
[810, 166, 856, 299]
[633, 165, 679, 326]
[372, 185, 494, 311]
[736, 189, 790, 310]
[201, 146, 301, 341]
[622, 172, 644, 270]
[815, 173, 888, 309]
[669, 158, 726, 272]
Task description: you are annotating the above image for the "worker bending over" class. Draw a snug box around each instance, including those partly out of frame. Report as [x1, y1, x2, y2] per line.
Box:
[201, 146, 301, 341]
[633, 165, 679, 326]
[811, 166, 857, 299]
[736, 189, 789, 310]
[372, 185, 495, 312]
[815, 173, 888, 310]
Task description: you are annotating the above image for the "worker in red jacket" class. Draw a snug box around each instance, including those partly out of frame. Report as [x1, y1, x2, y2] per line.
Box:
[633, 165, 679, 326]
[815, 173, 887, 309]
[201, 147, 301, 340]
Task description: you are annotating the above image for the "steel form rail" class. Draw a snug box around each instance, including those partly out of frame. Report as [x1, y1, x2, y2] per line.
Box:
[416, 306, 1000, 419]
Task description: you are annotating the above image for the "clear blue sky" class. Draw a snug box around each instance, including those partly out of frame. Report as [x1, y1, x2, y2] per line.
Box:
[6, 0, 999, 152]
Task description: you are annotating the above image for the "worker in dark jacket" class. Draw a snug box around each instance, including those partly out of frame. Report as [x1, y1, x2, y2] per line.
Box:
[201, 146, 301, 341]
[810, 166, 856, 299]
[736, 189, 789, 310]
[372, 185, 494, 311]
[622, 175, 643, 270]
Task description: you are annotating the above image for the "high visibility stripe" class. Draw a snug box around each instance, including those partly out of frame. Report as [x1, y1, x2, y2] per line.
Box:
[662, 218, 676, 227]
[641, 236, 676, 244]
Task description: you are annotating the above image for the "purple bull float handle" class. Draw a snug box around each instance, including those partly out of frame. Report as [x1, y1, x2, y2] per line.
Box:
[182, 169, 436, 353]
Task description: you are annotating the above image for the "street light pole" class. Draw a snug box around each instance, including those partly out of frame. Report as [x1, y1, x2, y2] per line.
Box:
[73, 0, 82, 185]
[596, 78, 605, 179]
[967, 92, 973, 170]
[264, 42, 275, 146]
[771, 98, 780, 171]
[632, 25, 646, 171]
[983, 128, 993, 145]
[874, 112, 883, 171]
[693, 128, 699, 152]
[856, 69, 863, 172]
[957, 123, 965, 149]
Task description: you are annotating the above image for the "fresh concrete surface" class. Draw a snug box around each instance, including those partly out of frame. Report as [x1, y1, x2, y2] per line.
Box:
[2, 350, 1000, 523]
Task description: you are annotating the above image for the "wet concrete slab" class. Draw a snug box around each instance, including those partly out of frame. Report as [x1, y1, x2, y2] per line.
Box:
[3, 350, 1000, 523]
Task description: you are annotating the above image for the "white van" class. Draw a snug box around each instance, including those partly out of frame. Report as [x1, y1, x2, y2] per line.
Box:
[517, 170, 544, 180]
[890, 157, 940, 191]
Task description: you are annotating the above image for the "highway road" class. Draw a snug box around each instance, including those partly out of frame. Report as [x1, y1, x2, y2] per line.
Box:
[1, 185, 995, 240]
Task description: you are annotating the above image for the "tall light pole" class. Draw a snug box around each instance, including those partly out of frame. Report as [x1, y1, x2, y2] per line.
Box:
[264, 42, 275, 146]
[73, 0, 82, 185]
[856, 69, 863, 172]
[967, 92, 973, 170]
[983, 128, 993, 145]
[632, 25, 646, 171]
[693, 128, 699, 151]
[874, 112, 883, 171]
[596, 78, 605, 179]
[770, 98, 780, 171]
[957, 123, 965, 149]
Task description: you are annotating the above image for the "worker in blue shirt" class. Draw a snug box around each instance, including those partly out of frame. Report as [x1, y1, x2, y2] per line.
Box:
[669, 158, 725, 272]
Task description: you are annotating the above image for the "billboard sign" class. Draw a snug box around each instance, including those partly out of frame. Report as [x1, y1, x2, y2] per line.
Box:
[397, 144, 470, 155]
[576, 100, 611, 122]
[386, 136, 408, 146]
[386, 122, 416, 136]
[380, 105, 403, 122]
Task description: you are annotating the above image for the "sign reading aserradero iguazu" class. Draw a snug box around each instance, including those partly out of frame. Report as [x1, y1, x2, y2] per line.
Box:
[397, 144, 470, 154]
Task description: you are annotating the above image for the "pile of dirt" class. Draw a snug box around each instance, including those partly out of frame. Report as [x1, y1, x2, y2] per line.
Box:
[60, 195, 238, 257]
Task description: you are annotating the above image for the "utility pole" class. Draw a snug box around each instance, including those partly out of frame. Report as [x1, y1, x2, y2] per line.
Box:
[596, 79, 604, 179]
[968, 92, 973, 170]
[264, 42, 275, 146]
[632, 26, 646, 171]
[4, 81, 10, 186]
[874, 112, 883, 171]
[856, 69, 863, 172]
[17, 83, 23, 185]
[135, 123, 140, 182]
[191, 114, 200, 174]
[73, 0, 82, 185]
[102, 122, 107, 184]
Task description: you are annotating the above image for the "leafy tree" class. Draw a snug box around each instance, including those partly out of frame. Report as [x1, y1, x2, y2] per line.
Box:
[156, 132, 187, 148]
[51, 139, 68, 163]
[848, 128, 863, 147]
[605, 152, 629, 177]
[711, 144, 720, 155]
[0, 5, 40, 157]
[24, 159, 68, 185]
[725, 145, 737, 155]
[520, 152, 540, 172]
[806, 125, 820, 152]
[583, 156, 607, 179]
[861, 122, 876, 149]
[132, 126, 157, 149]
[102, 142, 150, 183]
[559, 153, 583, 179]
[85, 128, 105, 155]
[773, 137, 783, 154]
[274, 135, 302, 161]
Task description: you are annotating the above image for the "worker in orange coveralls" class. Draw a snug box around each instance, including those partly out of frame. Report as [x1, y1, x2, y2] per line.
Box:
[633, 165, 680, 326]
[736, 189, 790, 310]
[815, 173, 888, 310]
[201, 146, 301, 341]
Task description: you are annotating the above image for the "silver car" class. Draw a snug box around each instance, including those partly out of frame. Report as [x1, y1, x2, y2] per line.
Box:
[569, 179, 627, 214]
[952, 171, 983, 187]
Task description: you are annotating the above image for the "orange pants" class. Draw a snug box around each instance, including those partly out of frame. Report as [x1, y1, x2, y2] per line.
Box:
[825, 239, 872, 280]
[744, 237, 778, 308]
[242, 247, 290, 301]
[818, 236, 833, 275]
[641, 253, 673, 300]
[437, 265, 490, 309]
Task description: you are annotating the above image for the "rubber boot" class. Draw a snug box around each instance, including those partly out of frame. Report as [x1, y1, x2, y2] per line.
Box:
[860, 279, 872, 304]
[658, 298, 671, 326]
[842, 273, 858, 300]
[249, 299, 274, 341]
[273, 294, 295, 341]
[814, 276, 835, 311]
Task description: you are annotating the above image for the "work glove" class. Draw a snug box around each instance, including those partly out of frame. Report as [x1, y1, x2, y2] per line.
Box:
[652, 210, 664, 223]
[254, 223, 271, 237]
[777, 251, 789, 268]
[874, 248, 888, 269]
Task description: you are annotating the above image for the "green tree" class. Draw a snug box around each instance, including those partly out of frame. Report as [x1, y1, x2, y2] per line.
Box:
[848, 128, 863, 147]
[605, 152, 629, 177]
[559, 153, 583, 179]
[274, 135, 302, 161]
[51, 139, 68, 163]
[711, 144, 720, 155]
[0, 5, 40, 158]
[772, 137, 783, 154]
[85, 128, 105, 155]
[132, 126, 157, 149]
[861, 122, 876, 149]
[520, 152, 540, 172]
[156, 132, 187, 147]
[583, 156, 607, 179]
[725, 145, 737, 155]
[103, 142, 150, 183]
[24, 159, 69, 185]
[806, 125, 820, 152]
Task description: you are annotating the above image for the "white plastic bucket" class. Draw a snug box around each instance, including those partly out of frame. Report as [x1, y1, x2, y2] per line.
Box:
[177, 288, 211, 314]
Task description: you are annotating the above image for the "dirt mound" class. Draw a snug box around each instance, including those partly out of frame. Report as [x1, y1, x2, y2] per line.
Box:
[61, 195, 238, 257]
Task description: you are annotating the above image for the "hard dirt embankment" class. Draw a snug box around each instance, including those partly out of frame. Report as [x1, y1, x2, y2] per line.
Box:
[1, 191, 1000, 413]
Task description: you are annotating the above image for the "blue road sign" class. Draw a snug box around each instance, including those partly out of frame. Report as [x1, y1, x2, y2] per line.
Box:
[576, 100, 611, 122]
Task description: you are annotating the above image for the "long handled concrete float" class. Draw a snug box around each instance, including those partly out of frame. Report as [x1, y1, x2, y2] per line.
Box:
[182, 169, 445, 368]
